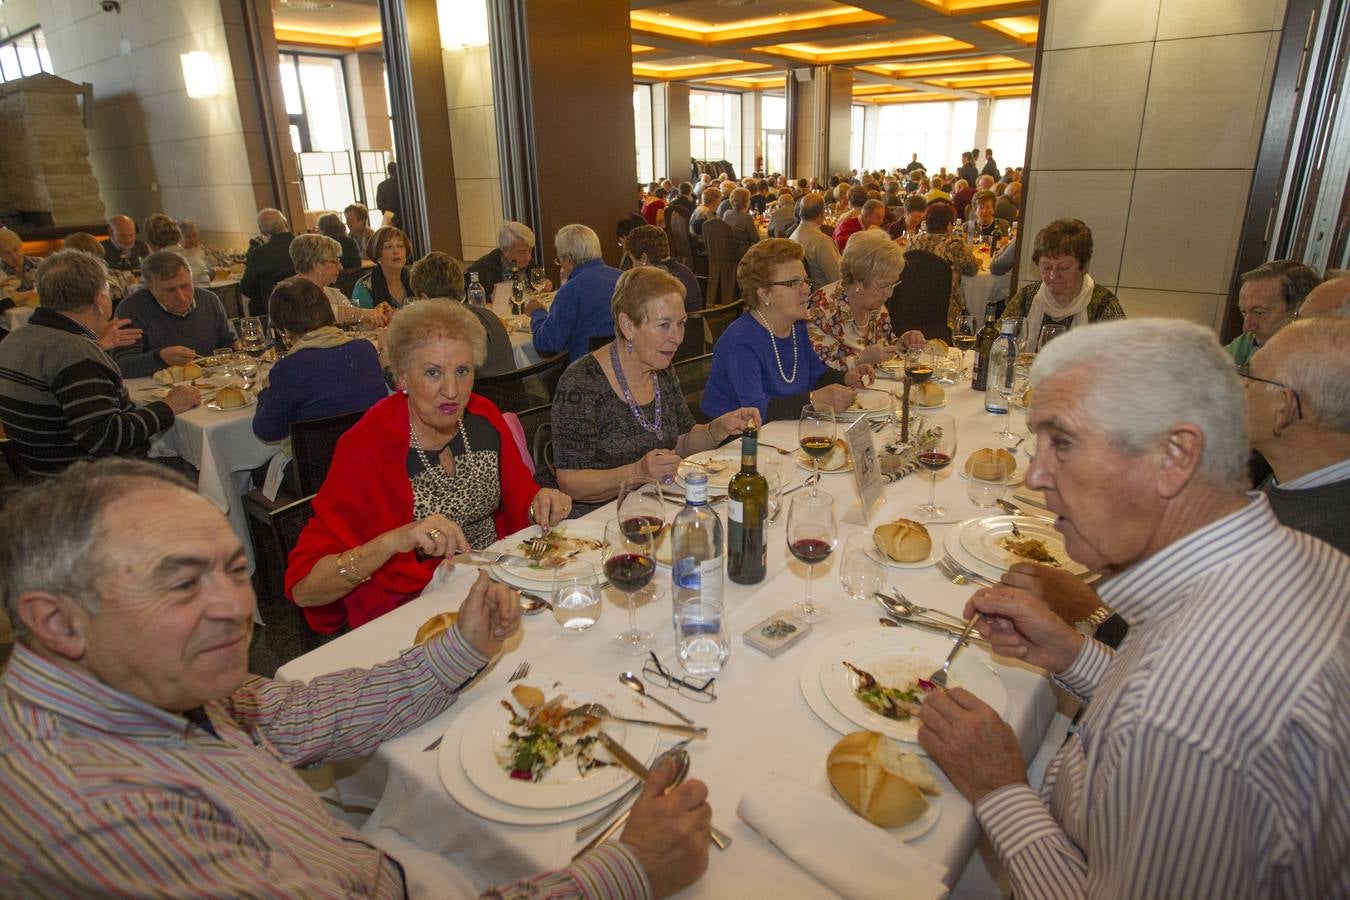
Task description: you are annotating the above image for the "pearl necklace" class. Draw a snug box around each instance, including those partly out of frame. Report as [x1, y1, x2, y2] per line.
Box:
[752, 309, 799, 384]
[409, 415, 471, 486]
[610, 341, 664, 433]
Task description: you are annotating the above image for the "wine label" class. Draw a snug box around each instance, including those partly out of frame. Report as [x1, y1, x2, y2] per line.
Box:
[728, 498, 744, 522]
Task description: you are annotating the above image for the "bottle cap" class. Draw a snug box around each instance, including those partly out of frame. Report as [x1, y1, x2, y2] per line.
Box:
[685, 471, 708, 503]
[999, 320, 1018, 334]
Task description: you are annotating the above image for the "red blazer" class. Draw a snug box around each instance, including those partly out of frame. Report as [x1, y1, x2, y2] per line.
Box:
[832, 215, 864, 253]
[284, 392, 538, 633]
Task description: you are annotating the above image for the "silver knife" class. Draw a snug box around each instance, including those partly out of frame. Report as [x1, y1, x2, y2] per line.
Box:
[597, 733, 731, 850]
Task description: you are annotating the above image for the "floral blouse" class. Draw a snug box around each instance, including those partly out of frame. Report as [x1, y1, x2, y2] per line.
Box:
[806, 281, 895, 370]
[905, 231, 979, 328]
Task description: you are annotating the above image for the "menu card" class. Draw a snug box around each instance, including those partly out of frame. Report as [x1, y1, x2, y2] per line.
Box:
[841, 415, 884, 525]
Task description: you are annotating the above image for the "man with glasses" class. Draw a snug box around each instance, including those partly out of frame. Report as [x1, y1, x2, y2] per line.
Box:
[1244, 317, 1350, 552]
[1223, 260, 1320, 368]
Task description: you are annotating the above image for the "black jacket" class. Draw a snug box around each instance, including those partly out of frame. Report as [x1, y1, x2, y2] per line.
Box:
[240, 232, 296, 317]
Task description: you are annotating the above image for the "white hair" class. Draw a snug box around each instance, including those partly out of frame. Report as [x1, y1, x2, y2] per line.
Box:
[1031, 319, 1248, 490]
[257, 208, 289, 235]
[497, 220, 535, 252]
[554, 224, 602, 264]
[1265, 318, 1350, 432]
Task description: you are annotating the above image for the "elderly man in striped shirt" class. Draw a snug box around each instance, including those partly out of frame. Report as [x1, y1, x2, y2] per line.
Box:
[0, 460, 711, 898]
[918, 319, 1348, 899]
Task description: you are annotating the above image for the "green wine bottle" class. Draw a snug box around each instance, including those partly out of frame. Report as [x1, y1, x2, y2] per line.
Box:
[727, 424, 767, 585]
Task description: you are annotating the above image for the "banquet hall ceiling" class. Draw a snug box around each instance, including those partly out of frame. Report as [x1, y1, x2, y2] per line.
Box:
[271, 0, 1039, 103]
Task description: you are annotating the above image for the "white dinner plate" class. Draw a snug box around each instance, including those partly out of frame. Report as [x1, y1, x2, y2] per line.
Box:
[909, 402, 947, 412]
[809, 763, 942, 843]
[794, 446, 852, 475]
[835, 389, 893, 420]
[957, 461, 1024, 486]
[817, 629, 1007, 745]
[864, 542, 940, 570]
[487, 521, 605, 589]
[942, 522, 1009, 583]
[675, 450, 739, 492]
[454, 675, 659, 811]
[958, 515, 1086, 576]
[206, 394, 256, 411]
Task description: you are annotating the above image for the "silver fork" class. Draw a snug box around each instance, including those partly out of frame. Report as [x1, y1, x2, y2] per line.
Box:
[929, 614, 982, 688]
[937, 556, 995, 587]
[523, 534, 551, 560]
[423, 660, 531, 752]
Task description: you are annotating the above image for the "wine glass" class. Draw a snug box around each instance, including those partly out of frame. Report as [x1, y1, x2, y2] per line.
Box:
[929, 339, 954, 386]
[914, 413, 957, 519]
[953, 315, 978, 380]
[617, 476, 667, 536]
[238, 317, 267, 356]
[966, 459, 1008, 508]
[604, 518, 656, 655]
[798, 404, 836, 494]
[230, 352, 259, 391]
[786, 490, 837, 622]
[528, 265, 548, 296]
[552, 561, 602, 632]
[839, 533, 886, 602]
[1038, 322, 1067, 351]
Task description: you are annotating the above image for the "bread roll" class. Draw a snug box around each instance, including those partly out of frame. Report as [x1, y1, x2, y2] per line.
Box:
[821, 438, 850, 471]
[909, 382, 944, 406]
[964, 447, 1017, 479]
[922, 338, 948, 355]
[827, 731, 939, 828]
[872, 519, 932, 563]
[213, 386, 249, 409]
[181, 362, 204, 381]
[414, 611, 458, 645]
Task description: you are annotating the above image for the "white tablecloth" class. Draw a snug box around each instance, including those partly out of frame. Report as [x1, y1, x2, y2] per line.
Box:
[961, 272, 1011, 317]
[2, 305, 35, 332]
[278, 387, 1068, 898]
[128, 376, 279, 568]
[492, 282, 551, 370]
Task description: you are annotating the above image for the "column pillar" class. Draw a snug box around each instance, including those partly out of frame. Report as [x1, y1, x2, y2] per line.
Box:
[787, 65, 852, 179]
[661, 82, 691, 185]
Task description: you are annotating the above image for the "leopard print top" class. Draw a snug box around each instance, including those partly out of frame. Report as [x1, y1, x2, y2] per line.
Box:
[407, 413, 501, 549]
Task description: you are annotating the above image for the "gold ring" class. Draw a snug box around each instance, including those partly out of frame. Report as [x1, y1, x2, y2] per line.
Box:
[427, 528, 443, 542]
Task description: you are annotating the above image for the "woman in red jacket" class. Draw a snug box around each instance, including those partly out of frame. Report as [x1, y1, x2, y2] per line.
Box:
[285, 301, 571, 633]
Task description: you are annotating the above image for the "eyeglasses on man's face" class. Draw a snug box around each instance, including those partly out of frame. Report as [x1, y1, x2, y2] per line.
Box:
[1238, 369, 1303, 420]
[642, 652, 716, 702]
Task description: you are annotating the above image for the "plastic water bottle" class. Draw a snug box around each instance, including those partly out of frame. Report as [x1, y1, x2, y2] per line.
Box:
[671, 472, 728, 675]
[984, 319, 1018, 414]
[466, 272, 487, 307]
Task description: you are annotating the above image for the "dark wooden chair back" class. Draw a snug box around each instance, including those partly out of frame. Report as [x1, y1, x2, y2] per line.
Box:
[674, 353, 715, 424]
[676, 299, 743, 361]
[891, 249, 954, 342]
[701, 218, 738, 308]
[289, 408, 368, 496]
[666, 208, 694, 268]
[474, 351, 569, 414]
[334, 267, 365, 298]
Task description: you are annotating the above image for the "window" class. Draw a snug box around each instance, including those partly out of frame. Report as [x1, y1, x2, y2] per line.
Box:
[634, 84, 654, 184]
[279, 52, 354, 154]
[850, 104, 865, 173]
[761, 95, 786, 176]
[987, 97, 1030, 170]
[0, 28, 54, 84]
[871, 100, 978, 172]
[690, 89, 740, 168]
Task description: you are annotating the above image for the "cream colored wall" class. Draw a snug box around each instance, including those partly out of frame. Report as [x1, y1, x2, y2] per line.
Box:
[40, 0, 264, 251]
[344, 51, 392, 152]
[442, 43, 502, 264]
[1021, 0, 1288, 331]
[0, 0, 41, 36]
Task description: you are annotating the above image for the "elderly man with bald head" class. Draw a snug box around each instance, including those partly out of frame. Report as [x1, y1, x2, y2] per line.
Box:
[103, 214, 150, 272]
[1298, 274, 1350, 318]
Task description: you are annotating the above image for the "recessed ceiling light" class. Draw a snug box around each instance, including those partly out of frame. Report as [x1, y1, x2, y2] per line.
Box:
[716, 0, 760, 7]
[280, 0, 335, 10]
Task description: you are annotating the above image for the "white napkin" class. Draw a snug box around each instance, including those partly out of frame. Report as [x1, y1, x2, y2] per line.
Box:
[737, 779, 948, 900]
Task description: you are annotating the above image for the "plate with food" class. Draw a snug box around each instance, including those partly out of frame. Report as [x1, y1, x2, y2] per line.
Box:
[795, 438, 853, 474]
[818, 730, 942, 841]
[957, 515, 1086, 576]
[867, 518, 939, 569]
[957, 447, 1023, 485]
[455, 677, 659, 810]
[907, 382, 946, 411]
[675, 450, 739, 492]
[206, 387, 255, 411]
[817, 630, 1007, 745]
[836, 388, 893, 420]
[486, 522, 605, 589]
[194, 354, 232, 369]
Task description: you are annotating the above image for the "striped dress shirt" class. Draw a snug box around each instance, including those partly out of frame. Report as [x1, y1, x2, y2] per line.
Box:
[1277, 457, 1350, 489]
[975, 496, 1349, 898]
[0, 629, 650, 899]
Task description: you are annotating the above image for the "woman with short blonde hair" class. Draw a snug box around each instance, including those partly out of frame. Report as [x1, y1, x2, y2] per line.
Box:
[287, 296, 570, 634]
[808, 230, 923, 370]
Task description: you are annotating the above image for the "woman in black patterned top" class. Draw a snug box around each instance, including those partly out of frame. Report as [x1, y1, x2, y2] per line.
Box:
[551, 267, 760, 515]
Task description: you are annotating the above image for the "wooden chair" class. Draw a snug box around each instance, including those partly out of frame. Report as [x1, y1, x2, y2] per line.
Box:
[701, 218, 738, 308]
[473, 351, 569, 414]
[676, 299, 744, 362]
[334, 267, 365, 298]
[674, 353, 715, 424]
[666, 208, 694, 269]
[891, 249, 954, 342]
[290, 408, 368, 495]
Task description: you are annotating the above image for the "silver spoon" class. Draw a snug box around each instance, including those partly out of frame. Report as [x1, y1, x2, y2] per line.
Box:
[875, 590, 967, 629]
[568, 702, 707, 738]
[575, 742, 691, 840]
[574, 748, 691, 857]
[519, 593, 552, 615]
[619, 672, 696, 725]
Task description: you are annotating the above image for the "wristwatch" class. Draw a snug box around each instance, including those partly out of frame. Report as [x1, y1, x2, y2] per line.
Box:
[1076, 604, 1113, 634]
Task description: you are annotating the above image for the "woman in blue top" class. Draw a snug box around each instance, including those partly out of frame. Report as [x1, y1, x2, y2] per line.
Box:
[351, 226, 413, 313]
[701, 239, 872, 422]
[254, 278, 388, 447]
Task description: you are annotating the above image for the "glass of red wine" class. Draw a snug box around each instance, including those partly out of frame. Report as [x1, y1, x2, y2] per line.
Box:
[798, 403, 836, 494]
[786, 490, 837, 623]
[913, 413, 957, 519]
[618, 476, 667, 536]
[604, 517, 656, 655]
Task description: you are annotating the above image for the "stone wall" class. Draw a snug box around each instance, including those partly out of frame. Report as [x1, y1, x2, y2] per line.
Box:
[0, 74, 106, 226]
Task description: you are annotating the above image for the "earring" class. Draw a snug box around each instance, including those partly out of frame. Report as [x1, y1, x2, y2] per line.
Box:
[626, 340, 634, 353]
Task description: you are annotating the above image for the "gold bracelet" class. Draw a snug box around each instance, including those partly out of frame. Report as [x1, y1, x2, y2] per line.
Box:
[337, 549, 369, 586]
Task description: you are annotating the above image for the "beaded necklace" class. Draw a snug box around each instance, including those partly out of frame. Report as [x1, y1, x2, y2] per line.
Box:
[752, 308, 799, 384]
[409, 415, 471, 485]
[610, 341, 664, 434]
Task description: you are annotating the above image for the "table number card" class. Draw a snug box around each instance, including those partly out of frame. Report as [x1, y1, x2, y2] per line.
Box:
[841, 416, 884, 525]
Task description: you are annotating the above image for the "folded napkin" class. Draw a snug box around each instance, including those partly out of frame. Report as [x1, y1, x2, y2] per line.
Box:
[737, 779, 948, 900]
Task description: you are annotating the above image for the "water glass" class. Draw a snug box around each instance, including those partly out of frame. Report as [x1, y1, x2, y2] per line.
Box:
[1038, 322, 1067, 351]
[552, 561, 602, 632]
[231, 352, 258, 390]
[966, 462, 1008, 508]
[839, 533, 886, 602]
[764, 465, 784, 523]
[674, 585, 728, 677]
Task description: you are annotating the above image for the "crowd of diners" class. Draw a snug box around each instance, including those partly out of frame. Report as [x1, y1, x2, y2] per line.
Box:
[0, 153, 1347, 898]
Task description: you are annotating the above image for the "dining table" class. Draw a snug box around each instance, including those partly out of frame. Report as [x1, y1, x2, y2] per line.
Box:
[489, 282, 552, 370]
[960, 245, 1010, 318]
[127, 371, 279, 569]
[277, 381, 1075, 898]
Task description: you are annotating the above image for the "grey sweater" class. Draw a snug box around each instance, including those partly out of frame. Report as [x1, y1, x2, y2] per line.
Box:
[112, 287, 236, 377]
[1264, 476, 1350, 555]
